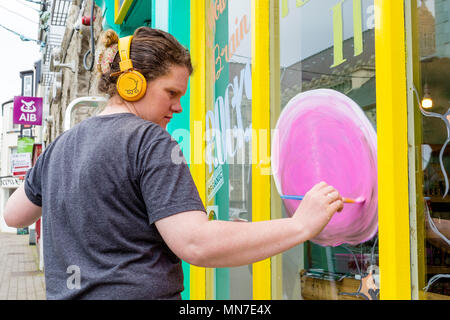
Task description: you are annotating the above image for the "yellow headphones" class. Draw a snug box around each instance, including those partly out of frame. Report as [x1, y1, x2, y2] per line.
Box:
[113, 35, 147, 101]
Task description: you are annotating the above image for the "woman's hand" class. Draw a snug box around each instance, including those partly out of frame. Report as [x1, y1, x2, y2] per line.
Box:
[291, 181, 344, 240]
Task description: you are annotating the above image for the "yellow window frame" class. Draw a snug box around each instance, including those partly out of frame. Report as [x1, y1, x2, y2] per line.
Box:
[189, 0, 207, 300]
[188, 0, 414, 300]
[375, 0, 412, 300]
[114, 0, 134, 25]
[252, 0, 272, 300]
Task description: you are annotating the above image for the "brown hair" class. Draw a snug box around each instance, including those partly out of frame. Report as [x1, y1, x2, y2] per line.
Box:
[97, 27, 193, 97]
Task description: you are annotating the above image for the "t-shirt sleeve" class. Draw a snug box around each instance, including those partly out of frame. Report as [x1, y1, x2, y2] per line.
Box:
[139, 135, 206, 225]
[24, 154, 43, 207]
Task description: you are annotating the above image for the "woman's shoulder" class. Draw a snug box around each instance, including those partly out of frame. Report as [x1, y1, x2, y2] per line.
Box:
[90, 112, 171, 139]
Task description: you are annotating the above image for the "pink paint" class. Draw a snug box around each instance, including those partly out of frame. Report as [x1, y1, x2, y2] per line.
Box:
[272, 89, 378, 247]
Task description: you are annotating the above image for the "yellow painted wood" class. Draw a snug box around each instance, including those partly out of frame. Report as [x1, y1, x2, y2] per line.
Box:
[405, 0, 427, 300]
[374, 0, 412, 300]
[189, 0, 207, 300]
[114, 0, 134, 25]
[410, 0, 427, 299]
[251, 0, 272, 300]
[204, 0, 216, 301]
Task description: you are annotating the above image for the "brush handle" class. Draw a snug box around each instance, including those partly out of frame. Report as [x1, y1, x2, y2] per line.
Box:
[281, 195, 363, 204]
[280, 195, 304, 200]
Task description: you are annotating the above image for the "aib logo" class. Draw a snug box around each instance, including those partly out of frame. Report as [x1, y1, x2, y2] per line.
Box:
[20, 99, 37, 113]
[13, 96, 43, 125]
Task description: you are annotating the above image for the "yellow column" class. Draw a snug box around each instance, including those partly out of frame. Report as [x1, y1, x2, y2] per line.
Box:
[252, 0, 272, 300]
[269, 0, 283, 300]
[405, 0, 427, 299]
[114, 0, 134, 24]
[374, 0, 411, 300]
[190, 0, 206, 300]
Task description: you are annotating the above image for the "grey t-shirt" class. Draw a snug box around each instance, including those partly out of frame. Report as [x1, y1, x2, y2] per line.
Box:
[24, 113, 206, 300]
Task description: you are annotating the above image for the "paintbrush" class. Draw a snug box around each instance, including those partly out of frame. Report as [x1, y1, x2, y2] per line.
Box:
[280, 195, 365, 204]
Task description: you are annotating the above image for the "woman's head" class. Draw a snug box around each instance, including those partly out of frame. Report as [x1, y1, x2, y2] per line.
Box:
[97, 26, 193, 98]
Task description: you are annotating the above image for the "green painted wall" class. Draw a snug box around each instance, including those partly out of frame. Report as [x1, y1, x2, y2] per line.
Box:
[166, 0, 192, 301]
[95, 0, 151, 37]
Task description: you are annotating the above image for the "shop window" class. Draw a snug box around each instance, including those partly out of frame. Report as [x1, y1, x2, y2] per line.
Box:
[411, 0, 450, 299]
[272, 0, 378, 300]
[204, 0, 253, 299]
[8, 105, 19, 131]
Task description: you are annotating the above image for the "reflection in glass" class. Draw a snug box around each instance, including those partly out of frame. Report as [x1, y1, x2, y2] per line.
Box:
[416, 0, 450, 298]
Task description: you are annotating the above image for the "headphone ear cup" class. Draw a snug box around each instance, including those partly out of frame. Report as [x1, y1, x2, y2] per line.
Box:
[116, 70, 147, 101]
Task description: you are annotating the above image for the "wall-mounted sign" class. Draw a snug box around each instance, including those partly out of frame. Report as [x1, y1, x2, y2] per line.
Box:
[207, 164, 224, 202]
[17, 137, 35, 153]
[11, 153, 32, 177]
[13, 96, 43, 126]
[21, 128, 32, 137]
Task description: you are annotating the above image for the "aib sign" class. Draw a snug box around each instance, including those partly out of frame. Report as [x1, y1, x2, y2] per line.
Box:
[13, 96, 43, 126]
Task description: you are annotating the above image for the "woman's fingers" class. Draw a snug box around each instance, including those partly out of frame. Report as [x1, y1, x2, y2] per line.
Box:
[328, 198, 344, 216]
[325, 190, 341, 203]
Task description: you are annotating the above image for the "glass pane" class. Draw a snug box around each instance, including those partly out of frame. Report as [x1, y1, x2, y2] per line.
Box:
[415, 0, 450, 299]
[205, 0, 253, 299]
[272, 0, 378, 300]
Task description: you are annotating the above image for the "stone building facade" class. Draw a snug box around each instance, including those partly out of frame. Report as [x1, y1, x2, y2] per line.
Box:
[45, 0, 105, 144]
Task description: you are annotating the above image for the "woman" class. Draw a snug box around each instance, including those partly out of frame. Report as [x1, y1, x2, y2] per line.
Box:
[4, 27, 343, 299]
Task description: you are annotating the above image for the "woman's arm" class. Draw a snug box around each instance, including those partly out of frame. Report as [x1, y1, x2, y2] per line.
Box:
[4, 184, 42, 228]
[155, 182, 343, 268]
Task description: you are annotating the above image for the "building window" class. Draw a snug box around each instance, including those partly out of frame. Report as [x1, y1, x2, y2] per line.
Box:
[8, 105, 19, 131]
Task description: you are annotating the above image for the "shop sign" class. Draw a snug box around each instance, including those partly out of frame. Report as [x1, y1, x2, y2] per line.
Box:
[11, 153, 32, 177]
[13, 96, 43, 126]
[0, 177, 21, 188]
[207, 165, 224, 201]
[17, 137, 35, 153]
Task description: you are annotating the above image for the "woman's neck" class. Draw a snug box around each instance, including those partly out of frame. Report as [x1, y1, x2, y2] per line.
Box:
[98, 95, 135, 116]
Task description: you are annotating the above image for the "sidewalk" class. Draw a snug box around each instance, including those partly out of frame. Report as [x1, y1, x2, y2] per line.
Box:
[0, 232, 46, 300]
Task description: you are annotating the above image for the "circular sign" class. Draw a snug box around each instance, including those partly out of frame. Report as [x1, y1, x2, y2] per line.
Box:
[272, 89, 378, 246]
